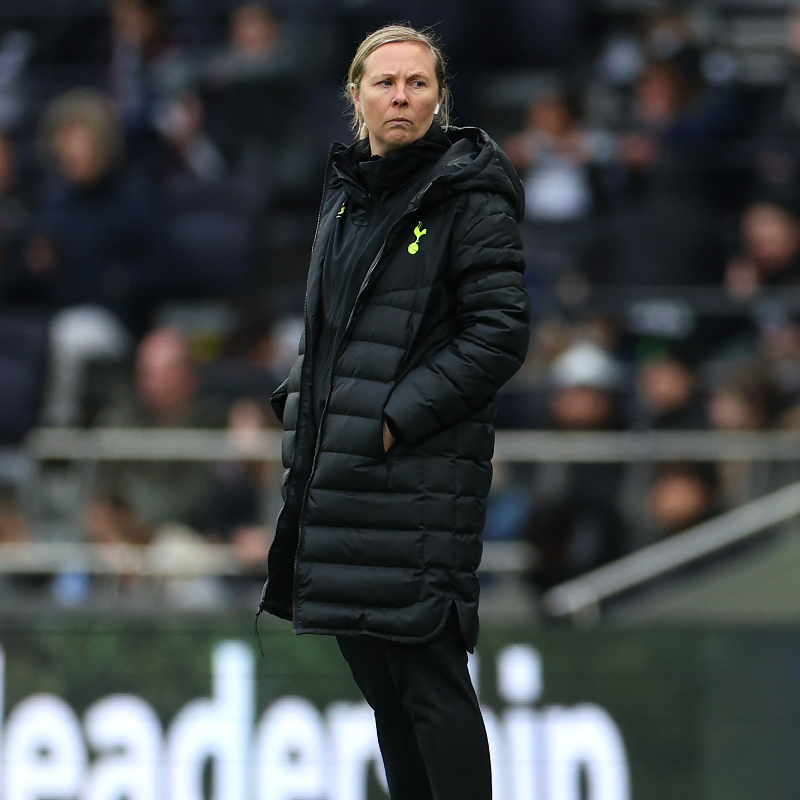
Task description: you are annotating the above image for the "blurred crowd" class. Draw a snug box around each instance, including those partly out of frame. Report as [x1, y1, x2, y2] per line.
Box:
[1, 0, 800, 606]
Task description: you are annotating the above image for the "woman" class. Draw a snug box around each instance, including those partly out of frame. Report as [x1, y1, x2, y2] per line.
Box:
[259, 24, 530, 799]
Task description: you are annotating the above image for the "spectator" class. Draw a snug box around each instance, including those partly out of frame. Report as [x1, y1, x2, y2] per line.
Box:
[203, 3, 302, 186]
[505, 91, 616, 304]
[524, 342, 626, 589]
[604, 54, 729, 286]
[622, 353, 708, 549]
[107, 0, 191, 160]
[548, 341, 625, 431]
[646, 461, 719, 537]
[707, 361, 781, 433]
[119, 327, 226, 426]
[31, 88, 168, 326]
[620, 59, 695, 173]
[156, 92, 226, 184]
[708, 360, 783, 507]
[30, 89, 169, 424]
[636, 355, 707, 429]
[206, 2, 284, 84]
[620, 50, 739, 175]
[85, 327, 225, 545]
[505, 90, 615, 222]
[725, 200, 800, 299]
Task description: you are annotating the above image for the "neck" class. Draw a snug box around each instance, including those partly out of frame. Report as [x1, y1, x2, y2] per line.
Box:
[367, 134, 394, 158]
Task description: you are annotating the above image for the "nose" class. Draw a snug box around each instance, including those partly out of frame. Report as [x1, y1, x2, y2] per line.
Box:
[392, 86, 409, 107]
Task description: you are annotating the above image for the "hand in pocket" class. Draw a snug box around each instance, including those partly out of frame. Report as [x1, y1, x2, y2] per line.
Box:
[382, 420, 396, 453]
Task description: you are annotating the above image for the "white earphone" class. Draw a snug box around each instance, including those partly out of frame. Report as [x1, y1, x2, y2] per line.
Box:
[435, 103, 441, 115]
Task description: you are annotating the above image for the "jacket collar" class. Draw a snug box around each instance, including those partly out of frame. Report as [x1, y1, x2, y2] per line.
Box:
[327, 124, 524, 222]
[331, 123, 451, 209]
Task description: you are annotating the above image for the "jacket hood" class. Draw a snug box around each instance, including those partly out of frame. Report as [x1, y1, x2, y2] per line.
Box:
[424, 126, 526, 223]
[328, 125, 525, 223]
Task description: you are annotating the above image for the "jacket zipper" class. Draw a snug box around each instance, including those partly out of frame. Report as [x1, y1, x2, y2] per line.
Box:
[292, 239, 387, 623]
[386, 453, 394, 488]
[258, 145, 336, 618]
[291, 177, 439, 624]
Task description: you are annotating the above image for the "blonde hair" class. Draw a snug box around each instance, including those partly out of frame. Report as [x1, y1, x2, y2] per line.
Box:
[346, 24, 451, 140]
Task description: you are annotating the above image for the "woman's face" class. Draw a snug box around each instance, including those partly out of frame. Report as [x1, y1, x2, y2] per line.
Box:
[353, 41, 440, 157]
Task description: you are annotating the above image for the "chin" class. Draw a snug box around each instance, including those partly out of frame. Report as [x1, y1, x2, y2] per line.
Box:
[386, 129, 421, 148]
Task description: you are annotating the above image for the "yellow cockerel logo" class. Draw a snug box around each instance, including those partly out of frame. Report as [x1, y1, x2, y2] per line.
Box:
[408, 222, 427, 254]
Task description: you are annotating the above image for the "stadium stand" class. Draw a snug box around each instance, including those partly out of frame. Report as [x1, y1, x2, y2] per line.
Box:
[0, 0, 799, 614]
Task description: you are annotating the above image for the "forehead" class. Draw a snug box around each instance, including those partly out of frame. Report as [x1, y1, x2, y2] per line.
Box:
[362, 40, 436, 76]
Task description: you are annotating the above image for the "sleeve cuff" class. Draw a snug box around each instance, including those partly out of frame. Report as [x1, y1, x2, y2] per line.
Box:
[383, 412, 403, 442]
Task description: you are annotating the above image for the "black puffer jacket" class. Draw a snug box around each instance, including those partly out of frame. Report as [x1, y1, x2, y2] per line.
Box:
[259, 126, 530, 651]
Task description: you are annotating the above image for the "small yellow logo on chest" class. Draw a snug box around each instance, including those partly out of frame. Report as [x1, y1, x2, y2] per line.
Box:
[408, 222, 427, 254]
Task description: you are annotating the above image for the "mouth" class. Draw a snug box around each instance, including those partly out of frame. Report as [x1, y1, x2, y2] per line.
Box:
[388, 118, 412, 125]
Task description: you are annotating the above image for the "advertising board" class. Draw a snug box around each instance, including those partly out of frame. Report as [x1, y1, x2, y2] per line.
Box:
[0, 615, 798, 800]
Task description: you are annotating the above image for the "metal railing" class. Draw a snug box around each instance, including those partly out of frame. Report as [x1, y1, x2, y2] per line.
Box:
[0, 541, 241, 576]
[25, 428, 800, 463]
[0, 539, 535, 578]
[542, 479, 800, 623]
[8, 427, 800, 587]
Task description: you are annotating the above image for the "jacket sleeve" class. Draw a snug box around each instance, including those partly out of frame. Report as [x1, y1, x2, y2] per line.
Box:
[383, 193, 530, 446]
[271, 326, 307, 424]
[270, 378, 290, 423]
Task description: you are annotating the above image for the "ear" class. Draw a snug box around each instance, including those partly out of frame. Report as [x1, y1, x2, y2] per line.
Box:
[349, 82, 361, 115]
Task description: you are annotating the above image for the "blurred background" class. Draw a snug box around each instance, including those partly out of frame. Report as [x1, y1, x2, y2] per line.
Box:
[0, 0, 799, 619]
[1, 1, 800, 797]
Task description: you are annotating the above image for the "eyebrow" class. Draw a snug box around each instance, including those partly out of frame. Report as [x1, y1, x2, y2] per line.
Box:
[375, 70, 430, 79]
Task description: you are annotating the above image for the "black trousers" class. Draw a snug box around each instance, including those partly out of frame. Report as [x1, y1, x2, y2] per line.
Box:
[336, 611, 492, 800]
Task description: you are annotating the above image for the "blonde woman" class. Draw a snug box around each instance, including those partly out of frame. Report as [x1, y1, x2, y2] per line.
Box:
[260, 24, 529, 798]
